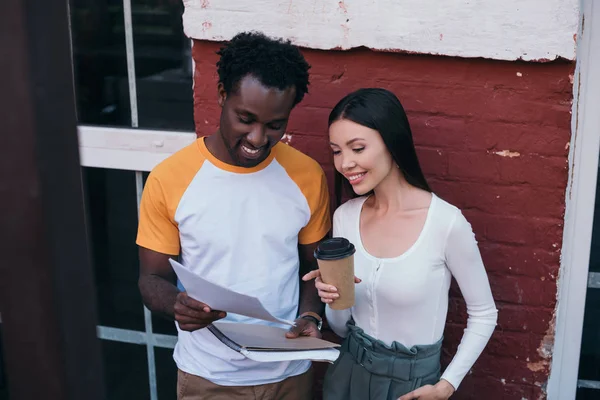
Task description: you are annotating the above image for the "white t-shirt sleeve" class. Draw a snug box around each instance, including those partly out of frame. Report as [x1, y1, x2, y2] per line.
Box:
[440, 210, 498, 389]
[324, 206, 353, 338]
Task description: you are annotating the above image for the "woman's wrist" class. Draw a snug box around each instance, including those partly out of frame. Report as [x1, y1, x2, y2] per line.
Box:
[435, 379, 456, 397]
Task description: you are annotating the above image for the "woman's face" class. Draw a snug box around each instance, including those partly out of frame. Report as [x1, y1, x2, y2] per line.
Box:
[329, 119, 396, 195]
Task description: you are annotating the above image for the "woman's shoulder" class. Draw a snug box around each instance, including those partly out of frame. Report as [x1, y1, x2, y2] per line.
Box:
[431, 193, 477, 236]
[334, 196, 369, 217]
[432, 193, 460, 216]
[430, 193, 468, 229]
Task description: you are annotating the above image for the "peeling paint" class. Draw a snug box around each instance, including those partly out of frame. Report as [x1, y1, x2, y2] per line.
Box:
[527, 360, 547, 372]
[516, 72, 523, 77]
[201, 0, 209, 8]
[494, 150, 521, 158]
[282, 133, 293, 144]
[528, 307, 556, 397]
[330, 70, 345, 83]
[201, 21, 212, 33]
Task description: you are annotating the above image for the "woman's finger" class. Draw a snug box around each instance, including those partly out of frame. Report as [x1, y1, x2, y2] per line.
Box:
[318, 290, 340, 299]
[354, 276, 362, 283]
[315, 279, 338, 293]
[302, 270, 321, 281]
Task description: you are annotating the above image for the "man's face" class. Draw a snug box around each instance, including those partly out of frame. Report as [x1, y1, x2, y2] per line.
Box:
[217, 75, 297, 167]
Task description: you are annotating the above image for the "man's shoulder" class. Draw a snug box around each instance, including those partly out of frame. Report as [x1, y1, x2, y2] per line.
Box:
[149, 139, 206, 183]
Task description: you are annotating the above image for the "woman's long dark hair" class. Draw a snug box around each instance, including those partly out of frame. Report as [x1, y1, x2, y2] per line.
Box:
[329, 88, 431, 207]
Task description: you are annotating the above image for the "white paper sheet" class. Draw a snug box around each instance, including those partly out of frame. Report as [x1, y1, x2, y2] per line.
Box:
[169, 259, 295, 326]
[241, 348, 340, 364]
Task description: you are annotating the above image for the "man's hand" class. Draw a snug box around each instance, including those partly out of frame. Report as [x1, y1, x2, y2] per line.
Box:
[398, 380, 455, 400]
[286, 317, 322, 339]
[174, 292, 227, 332]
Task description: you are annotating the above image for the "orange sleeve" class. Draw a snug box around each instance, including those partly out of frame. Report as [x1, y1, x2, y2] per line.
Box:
[298, 166, 332, 245]
[136, 173, 180, 255]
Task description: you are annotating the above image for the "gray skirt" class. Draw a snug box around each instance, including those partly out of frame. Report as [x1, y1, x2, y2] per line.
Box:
[323, 321, 442, 400]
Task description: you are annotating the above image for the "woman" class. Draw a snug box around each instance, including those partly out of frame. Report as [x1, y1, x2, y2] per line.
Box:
[304, 88, 498, 400]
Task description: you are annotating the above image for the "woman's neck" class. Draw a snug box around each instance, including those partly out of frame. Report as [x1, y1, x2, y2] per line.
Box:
[369, 168, 429, 213]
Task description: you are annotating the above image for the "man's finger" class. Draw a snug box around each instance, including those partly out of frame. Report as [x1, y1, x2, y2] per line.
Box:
[179, 294, 211, 311]
[176, 305, 226, 320]
[285, 322, 303, 338]
[178, 323, 206, 332]
[176, 313, 224, 325]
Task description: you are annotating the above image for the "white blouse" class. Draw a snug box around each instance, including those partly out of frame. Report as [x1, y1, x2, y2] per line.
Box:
[325, 194, 498, 390]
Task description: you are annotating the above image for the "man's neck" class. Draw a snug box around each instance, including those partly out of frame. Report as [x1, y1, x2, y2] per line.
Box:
[204, 131, 236, 165]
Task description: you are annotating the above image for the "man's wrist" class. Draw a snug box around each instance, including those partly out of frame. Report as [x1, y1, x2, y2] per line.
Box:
[298, 311, 323, 330]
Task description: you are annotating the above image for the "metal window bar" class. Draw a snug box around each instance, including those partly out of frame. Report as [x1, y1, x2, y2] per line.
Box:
[588, 272, 600, 289]
[122, 0, 161, 395]
[578, 379, 600, 390]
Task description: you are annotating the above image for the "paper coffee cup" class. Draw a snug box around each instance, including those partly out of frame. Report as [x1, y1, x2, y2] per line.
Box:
[314, 237, 356, 310]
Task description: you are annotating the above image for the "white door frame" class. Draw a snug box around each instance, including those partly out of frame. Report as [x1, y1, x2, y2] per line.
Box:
[547, 0, 600, 398]
[78, 126, 195, 171]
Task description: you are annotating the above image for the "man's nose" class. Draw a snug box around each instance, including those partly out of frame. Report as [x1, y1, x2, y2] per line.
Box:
[246, 126, 268, 148]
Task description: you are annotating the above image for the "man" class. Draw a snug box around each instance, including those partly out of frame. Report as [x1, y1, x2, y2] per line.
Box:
[136, 31, 330, 399]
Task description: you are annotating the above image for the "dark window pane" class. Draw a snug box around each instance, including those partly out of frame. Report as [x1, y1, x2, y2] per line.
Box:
[588, 166, 600, 273]
[132, 0, 195, 131]
[101, 341, 149, 400]
[577, 387, 600, 400]
[578, 289, 600, 381]
[156, 347, 177, 400]
[83, 167, 144, 331]
[152, 315, 178, 336]
[70, 0, 131, 126]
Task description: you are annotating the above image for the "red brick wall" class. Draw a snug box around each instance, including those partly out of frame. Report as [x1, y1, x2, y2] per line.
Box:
[192, 40, 574, 399]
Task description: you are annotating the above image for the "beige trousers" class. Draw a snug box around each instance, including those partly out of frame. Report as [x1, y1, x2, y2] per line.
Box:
[177, 368, 314, 400]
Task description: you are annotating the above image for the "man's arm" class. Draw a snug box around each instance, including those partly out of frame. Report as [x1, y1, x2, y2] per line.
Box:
[286, 240, 326, 338]
[138, 247, 226, 331]
[297, 241, 325, 317]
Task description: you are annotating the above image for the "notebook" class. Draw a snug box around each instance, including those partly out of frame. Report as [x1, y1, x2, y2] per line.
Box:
[208, 322, 341, 363]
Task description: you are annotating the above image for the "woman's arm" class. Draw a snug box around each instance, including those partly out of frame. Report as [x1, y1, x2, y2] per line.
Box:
[439, 209, 498, 390]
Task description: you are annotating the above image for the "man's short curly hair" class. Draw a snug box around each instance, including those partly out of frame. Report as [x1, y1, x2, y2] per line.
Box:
[216, 31, 311, 106]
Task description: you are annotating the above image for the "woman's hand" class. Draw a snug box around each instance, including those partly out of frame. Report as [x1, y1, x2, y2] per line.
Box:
[398, 380, 455, 400]
[302, 270, 361, 304]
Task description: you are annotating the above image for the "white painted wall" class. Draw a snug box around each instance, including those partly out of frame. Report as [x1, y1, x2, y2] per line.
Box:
[183, 0, 579, 61]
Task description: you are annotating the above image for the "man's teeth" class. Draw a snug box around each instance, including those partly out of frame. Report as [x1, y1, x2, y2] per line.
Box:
[242, 145, 259, 154]
[348, 173, 365, 181]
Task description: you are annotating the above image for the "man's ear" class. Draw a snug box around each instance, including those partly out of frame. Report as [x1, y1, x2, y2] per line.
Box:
[217, 83, 227, 107]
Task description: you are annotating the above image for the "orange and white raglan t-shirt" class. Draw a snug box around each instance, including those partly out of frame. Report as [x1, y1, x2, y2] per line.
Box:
[136, 137, 331, 386]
